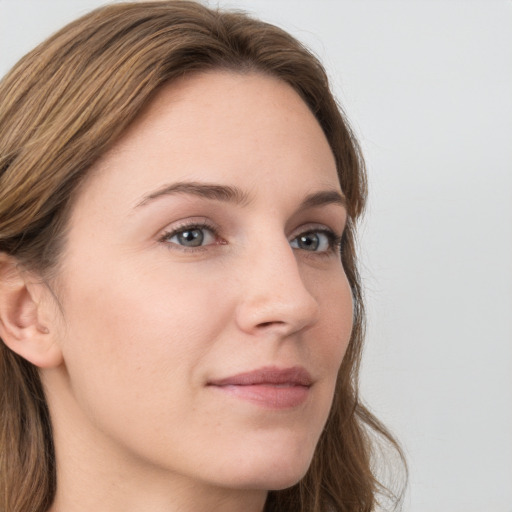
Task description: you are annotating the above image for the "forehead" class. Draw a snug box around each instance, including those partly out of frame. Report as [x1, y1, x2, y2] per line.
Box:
[74, 70, 340, 215]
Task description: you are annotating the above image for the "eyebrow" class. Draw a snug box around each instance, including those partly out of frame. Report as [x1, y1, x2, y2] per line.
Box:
[136, 181, 250, 208]
[135, 181, 346, 210]
[300, 189, 346, 210]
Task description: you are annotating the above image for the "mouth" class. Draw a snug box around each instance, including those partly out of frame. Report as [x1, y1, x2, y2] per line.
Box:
[207, 366, 313, 409]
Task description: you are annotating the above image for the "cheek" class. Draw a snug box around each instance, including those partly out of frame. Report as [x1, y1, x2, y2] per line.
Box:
[51, 256, 243, 479]
[308, 267, 354, 369]
[294, 268, 353, 436]
[56, 255, 229, 415]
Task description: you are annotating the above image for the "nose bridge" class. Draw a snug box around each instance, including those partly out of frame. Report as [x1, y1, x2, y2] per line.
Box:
[236, 229, 319, 335]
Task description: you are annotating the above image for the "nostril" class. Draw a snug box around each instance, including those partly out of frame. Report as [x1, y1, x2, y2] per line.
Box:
[257, 321, 284, 329]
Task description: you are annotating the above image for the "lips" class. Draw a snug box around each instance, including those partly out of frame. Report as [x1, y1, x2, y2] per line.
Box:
[209, 366, 313, 387]
[207, 366, 313, 409]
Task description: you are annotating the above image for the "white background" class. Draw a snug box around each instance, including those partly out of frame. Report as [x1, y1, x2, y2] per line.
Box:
[1, 1, 511, 511]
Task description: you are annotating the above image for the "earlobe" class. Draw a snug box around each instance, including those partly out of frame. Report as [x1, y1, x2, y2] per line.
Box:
[0, 253, 63, 368]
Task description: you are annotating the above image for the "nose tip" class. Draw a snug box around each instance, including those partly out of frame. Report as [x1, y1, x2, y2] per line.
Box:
[237, 296, 319, 337]
[235, 252, 320, 337]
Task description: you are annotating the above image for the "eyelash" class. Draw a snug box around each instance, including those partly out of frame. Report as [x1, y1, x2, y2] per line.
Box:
[159, 220, 222, 252]
[293, 229, 343, 256]
[159, 222, 343, 255]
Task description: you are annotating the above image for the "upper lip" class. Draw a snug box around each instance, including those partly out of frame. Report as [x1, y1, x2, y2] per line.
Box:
[208, 366, 313, 387]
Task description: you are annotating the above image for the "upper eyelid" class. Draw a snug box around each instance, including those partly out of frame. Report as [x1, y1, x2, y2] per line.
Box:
[160, 218, 217, 232]
[289, 222, 343, 239]
[159, 219, 219, 242]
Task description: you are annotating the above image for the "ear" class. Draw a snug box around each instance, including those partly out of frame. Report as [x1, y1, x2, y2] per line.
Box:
[0, 253, 63, 368]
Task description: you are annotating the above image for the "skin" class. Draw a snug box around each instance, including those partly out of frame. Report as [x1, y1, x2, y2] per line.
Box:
[33, 71, 354, 512]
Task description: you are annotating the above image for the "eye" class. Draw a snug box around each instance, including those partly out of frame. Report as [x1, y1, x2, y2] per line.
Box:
[290, 230, 341, 253]
[161, 223, 217, 248]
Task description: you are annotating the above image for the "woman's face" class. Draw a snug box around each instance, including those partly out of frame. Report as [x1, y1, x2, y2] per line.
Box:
[45, 71, 353, 498]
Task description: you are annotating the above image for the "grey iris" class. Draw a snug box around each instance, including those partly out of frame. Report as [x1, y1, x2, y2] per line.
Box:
[297, 233, 319, 251]
[178, 229, 204, 247]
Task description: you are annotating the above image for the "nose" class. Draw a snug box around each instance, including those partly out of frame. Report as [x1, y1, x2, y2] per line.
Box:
[235, 236, 320, 337]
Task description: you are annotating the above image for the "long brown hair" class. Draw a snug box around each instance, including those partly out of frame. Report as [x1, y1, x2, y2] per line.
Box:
[0, 2, 405, 511]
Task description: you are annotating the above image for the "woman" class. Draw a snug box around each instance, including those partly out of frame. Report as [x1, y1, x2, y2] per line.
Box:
[0, 2, 404, 511]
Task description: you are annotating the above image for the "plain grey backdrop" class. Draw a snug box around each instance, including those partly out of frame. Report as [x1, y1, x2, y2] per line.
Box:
[1, 1, 511, 511]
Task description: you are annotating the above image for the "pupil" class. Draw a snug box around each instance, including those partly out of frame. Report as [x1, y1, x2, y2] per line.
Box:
[299, 234, 319, 251]
[179, 229, 204, 247]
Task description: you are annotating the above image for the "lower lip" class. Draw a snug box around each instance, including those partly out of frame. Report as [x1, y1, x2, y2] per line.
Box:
[210, 384, 310, 409]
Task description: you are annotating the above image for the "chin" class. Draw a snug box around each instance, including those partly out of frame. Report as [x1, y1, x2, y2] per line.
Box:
[217, 442, 315, 492]
[264, 468, 310, 491]
[239, 463, 311, 492]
